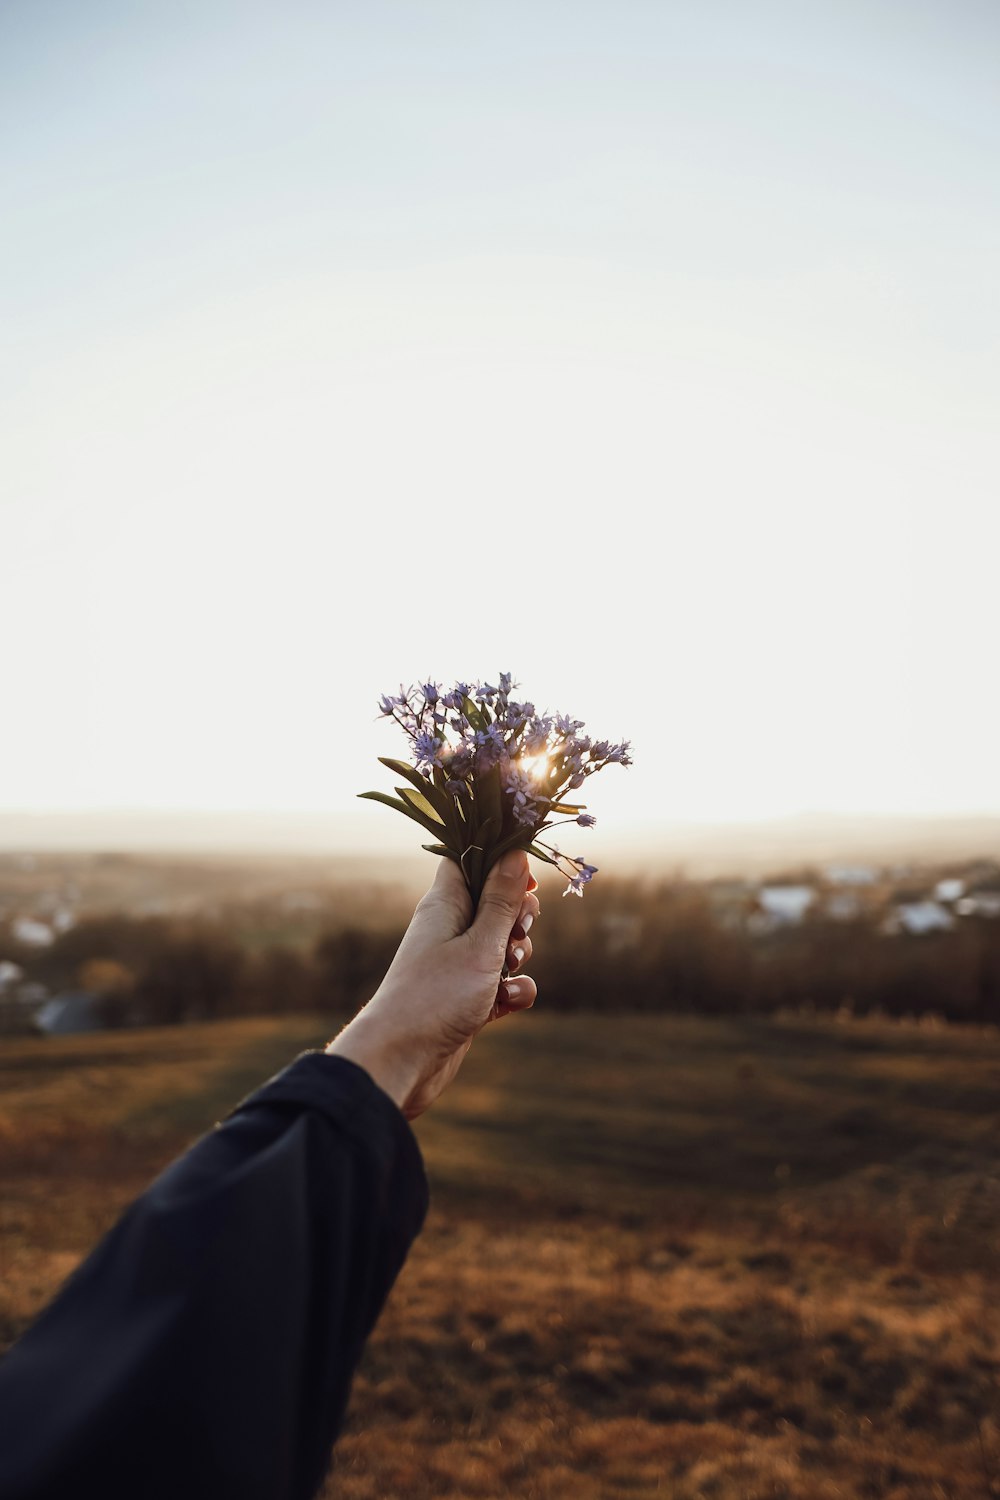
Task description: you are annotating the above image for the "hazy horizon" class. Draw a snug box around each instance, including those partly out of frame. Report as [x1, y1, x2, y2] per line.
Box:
[1, 805, 997, 879]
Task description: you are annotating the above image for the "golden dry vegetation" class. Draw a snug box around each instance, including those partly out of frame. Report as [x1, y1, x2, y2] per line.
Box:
[1, 1013, 998, 1499]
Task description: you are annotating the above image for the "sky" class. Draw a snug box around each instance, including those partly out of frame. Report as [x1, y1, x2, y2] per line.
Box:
[2, 0, 998, 853]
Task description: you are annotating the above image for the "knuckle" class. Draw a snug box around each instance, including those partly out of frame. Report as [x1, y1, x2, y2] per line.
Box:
[483, 886, 518, 917]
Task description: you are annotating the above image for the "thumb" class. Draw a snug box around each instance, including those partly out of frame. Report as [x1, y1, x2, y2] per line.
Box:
[469, 848, 530, 960]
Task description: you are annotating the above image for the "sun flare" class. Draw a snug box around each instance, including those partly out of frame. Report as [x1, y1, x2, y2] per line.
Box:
[517, 752, 552, 783]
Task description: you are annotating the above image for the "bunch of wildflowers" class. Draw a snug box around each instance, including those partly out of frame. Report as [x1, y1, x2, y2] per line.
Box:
[360, 673, 632, 907]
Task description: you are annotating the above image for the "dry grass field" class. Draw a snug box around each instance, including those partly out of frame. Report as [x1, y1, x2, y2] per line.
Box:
[1, 1012, 998, 1498]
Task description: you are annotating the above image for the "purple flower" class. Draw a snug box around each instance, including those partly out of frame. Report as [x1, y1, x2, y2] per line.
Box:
[554, 713, 584, 736]
[474, 723, 505, 764]
[562, 860, 598, 898]
[369, 674, 630, 903]
[523, 719, 552, 756]
[453, 744, 475, 773]
[413, 731, 444, 774]
[504, 765, 543, 827]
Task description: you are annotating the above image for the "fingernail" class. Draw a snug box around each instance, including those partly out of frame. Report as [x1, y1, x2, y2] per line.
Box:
[521, 913, 534, 934]
[511, 921, 526, 941]
[512, 946, 525, 965]
[504, 978, 526, 1002]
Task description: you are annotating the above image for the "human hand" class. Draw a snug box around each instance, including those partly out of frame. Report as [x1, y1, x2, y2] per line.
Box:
[326, 849, 540, 1120]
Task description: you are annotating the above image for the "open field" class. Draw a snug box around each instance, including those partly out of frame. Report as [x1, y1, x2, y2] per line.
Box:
[1, 1013, 999, 1498]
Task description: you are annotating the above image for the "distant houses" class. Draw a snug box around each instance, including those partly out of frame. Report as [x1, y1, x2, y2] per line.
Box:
[883, 900, 954, 937]
[956, 891, 1000, 919]
[750, 885, 815, 932]
[0, 959, 23, 992]
[701, 860, 1000, 940]
[35, 991, 103, 1036]
[11, 916, 55, 947]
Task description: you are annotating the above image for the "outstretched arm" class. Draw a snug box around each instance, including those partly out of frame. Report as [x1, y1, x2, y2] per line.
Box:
[0, 851, 538, 1500]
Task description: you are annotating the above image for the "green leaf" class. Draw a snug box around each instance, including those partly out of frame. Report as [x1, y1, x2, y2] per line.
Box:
[379, 757, 452, 820]
[477, 814, 502, 852]
[462, 696, 486, 733]
[358, 790, 443, 837]
[397, 786, 445, 825]
[489, 828, 534, 861]
[460, 842, 485, 904]
[422, 843, 461, 863]
[358, 790, 410, 814]
[529, 843, 560, 867]
[476, 763, 503, 827]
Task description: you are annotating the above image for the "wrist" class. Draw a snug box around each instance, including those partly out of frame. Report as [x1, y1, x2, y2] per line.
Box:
[326, 1007, 423, 1116]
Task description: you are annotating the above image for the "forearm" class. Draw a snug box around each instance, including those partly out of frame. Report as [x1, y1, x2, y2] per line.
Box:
[0, 1053, 428, 1500]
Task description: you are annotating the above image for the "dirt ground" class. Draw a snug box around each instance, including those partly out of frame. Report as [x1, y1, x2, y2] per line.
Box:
[1, 1012, 997, 1498]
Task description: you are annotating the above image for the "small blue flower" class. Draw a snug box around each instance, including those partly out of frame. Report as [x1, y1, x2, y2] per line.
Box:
[576, 813, 597, 828]
[474, 724, 505, 763]
[413, 731, 443, 773]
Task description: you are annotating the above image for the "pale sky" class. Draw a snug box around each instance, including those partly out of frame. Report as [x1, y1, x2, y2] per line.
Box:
[2, 1, 998, 848]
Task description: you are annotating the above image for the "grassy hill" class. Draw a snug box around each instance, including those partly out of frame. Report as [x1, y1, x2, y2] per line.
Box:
[2, 1013, 998, 1498]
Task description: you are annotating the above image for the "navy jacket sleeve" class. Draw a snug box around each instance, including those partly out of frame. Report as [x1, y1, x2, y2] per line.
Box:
[0, 1051, 428, 1500]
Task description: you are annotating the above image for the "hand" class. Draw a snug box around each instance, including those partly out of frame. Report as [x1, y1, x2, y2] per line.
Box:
[326, 849, 540, 1120]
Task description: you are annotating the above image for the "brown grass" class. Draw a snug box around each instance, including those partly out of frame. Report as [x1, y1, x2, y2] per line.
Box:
[2, 1012, 998, 1498]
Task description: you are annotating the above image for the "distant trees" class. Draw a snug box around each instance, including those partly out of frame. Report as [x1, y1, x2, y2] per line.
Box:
[3, 875, 999, 1030]
[313, 927, 399, 1013]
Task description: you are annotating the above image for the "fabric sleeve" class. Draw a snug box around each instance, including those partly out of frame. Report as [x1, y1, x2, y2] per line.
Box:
[0, 1050, 429, 1500]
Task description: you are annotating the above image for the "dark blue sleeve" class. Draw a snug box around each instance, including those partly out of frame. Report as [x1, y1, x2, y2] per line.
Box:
[0, 1051, 428, 1500]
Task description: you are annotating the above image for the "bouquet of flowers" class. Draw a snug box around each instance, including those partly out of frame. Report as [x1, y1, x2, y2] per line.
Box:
[360, 673, 632, 907]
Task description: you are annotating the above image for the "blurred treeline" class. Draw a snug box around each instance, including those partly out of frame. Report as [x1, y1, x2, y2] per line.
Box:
[528, 878, 1000, 1025]
[5, 875, 1000, 1029]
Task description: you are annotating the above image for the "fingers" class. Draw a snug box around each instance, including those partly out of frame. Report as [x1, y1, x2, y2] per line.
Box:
[507, 890, 540, 971]
[469, 849, 531, 962]
[512, 891, 541, 936]
[505, 932, 532, 972]
[490, 973, 537, 1021]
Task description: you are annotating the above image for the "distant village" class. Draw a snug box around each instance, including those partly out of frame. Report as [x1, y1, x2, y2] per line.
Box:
[1, 849, 999, 1036]
[707, 860, 1000, 936]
